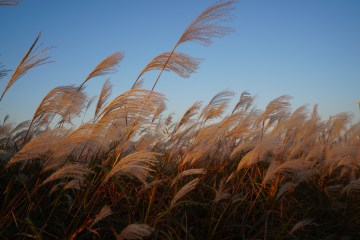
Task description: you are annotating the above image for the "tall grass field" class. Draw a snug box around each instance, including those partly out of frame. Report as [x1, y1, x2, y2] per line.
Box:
[1, 0, 360, 239]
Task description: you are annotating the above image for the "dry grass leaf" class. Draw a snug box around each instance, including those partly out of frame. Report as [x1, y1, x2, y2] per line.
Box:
[29, 85, 87, 135]
[180, 149, 205, 167]
[8, 121, 31, 146]
[229, 110, 259, 138]
[138, 52, 199, 79]
[277, 159, 305, 174]
[269, 105, 308, 138]
[171, 168, 206, 187]
[327, 113, 351, 140]
[93, 87, 164, 150]
[214, 178, 231, 203]
[131, 78, 144, 89]
[50, 123, 102, 164]
[326, 145, 359, 174]
[63, 179, 82, 191]
[134, 134, 157, 151]
[10, 120, 31, 136]
[347, 122, 360, 144]
[172, 122, 198, 147]
[262, 159, 281, 184]
[0, 123, 13, 143]
[170, 178, 199, 209]
[8, 129, 68, 166]
[102, 151, 160, 185]
[200, 90, 235, 121]
[0, 32, 52, 101]
[90, 205, 113, 228]
[232, 91, 254, 114]
[289, 219, 317, 235]
[217, 112, 242, 136]
[114, 224, 154, 240]
[40, 162, 93, 186]
[258, 95, 292, 129]
[0, 120, 30, 146]
[178, 0, 237, 46]
[138, 179, 165, 196]
[152, 102, 166, 123]
[234, 137, 278, 171]
[94, 79, 113, 120]
[276, 182, 298, 200]
[277, 159, 313, 177]
[91, 112, 127, 140]
[81, 52, 123, 87]
[99, 88, 165, 120]
[174, 101, 202, 133]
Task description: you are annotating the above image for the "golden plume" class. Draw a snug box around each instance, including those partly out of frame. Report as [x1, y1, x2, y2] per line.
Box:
[0, 32, 52, 101]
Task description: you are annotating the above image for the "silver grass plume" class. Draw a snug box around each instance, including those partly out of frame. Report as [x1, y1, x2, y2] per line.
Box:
[8, 129, 69, 166]
[178, 0, 237, 46]
[98, 89, 165, 121]
[131, 0, 237, 90]
[289, 219, 317, 236]
[276, 182, 298, 200]
[94, 79, 112, 120]
[232, 91, 254, 114]
[80, 52, 123, 89]
[214, 178, 231, 203]
[170, 178, 199, 209]
[171, 168, 206, 187]
[24, 85, 87, 143]
[137, 52, 199, 80]
[0, 32, 52, 101]
[174, 101, 202, 133]
[90, 205, 113, 228]
[102, 151, 160, 185]
[40, 163, 93, 186]
[258, 95, 292, 129]
[200, 90, 235, 122]
[114, 224, 154, 240]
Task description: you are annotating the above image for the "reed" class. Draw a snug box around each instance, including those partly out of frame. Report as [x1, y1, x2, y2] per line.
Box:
[1, 1, 360, 239]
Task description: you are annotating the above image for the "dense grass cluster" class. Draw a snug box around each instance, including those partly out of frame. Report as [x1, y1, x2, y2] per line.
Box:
[1, 1, 360, 239]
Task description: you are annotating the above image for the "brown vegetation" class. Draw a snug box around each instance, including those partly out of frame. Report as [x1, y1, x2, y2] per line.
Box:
[1, 1, 359, 239]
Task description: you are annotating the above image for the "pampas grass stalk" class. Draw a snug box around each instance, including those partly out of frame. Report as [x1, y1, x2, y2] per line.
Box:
[170, 178, 199, 209]
[0, 32, 52, 101]
[114, 224, 154, 240]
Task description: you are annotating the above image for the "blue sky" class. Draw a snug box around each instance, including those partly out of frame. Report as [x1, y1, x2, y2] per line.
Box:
[0, 0, 360, 124]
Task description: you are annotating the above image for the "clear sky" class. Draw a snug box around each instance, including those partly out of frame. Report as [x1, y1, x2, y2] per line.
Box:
[1, 0, 360, 124]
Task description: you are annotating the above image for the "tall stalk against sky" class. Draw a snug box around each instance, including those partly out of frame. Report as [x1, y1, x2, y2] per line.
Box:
[132, 0, 237, 91]
[0, 33, 52, 102]
[109, 0, 238, 161]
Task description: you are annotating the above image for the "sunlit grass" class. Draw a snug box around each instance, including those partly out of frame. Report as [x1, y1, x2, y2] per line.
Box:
[1, 1, 360, 239]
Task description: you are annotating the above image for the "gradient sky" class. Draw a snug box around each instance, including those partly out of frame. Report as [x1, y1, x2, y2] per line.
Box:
[1, 0, 360, 124]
